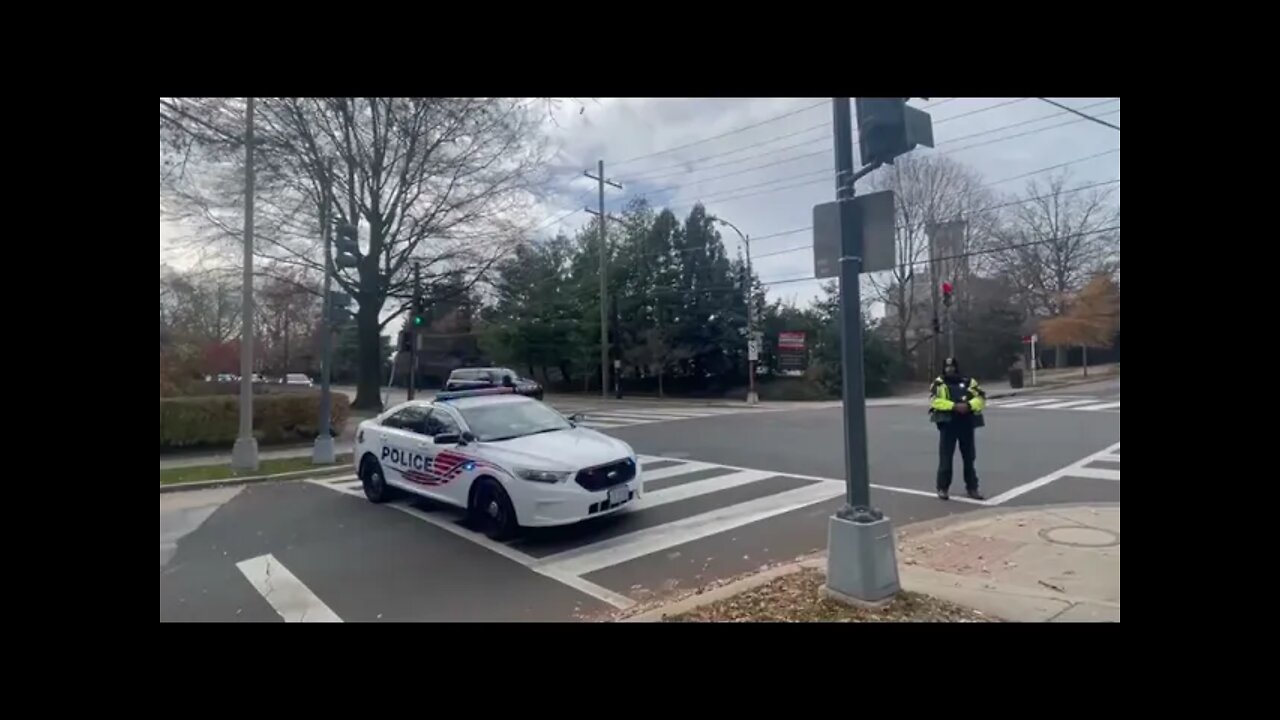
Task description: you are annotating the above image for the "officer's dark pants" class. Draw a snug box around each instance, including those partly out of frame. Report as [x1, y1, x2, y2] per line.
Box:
[937, 421, 979, 492]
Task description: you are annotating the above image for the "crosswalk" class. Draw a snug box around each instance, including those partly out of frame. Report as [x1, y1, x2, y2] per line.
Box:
[985, 396, 1121, 413]
[985, 442, 1119, 505]
[307, 454, 847, 610]
[545, 402, 776, 430]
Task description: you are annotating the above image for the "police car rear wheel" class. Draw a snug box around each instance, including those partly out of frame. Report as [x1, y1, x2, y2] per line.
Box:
[471, 480, 518, 540]
[362, 460, 392, 504]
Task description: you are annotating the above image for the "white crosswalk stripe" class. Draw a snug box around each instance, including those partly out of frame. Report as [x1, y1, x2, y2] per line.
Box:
[545, 402, 778, 429]
[306, 453, 849, 609]
[986, 395, 1120, 413]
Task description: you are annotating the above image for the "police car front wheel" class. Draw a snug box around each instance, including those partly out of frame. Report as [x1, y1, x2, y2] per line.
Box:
[470, 479, 518, 541]
[361, 458, 394, 504]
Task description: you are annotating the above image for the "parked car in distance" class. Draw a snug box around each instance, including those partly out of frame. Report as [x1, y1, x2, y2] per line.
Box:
[445, 367, 543, 400]
[283, 373, 314, 387]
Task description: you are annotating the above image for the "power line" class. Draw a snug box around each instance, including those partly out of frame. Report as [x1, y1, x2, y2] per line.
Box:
[621, 100, 1113, 208]
[659, 148, 1120, 252]
[934, 99, 1118, 148]
[749, 178, 1121, 261]
[609, 99, 828, 168]
[623, 121, 830, 183]
[1038, 98, 1122, 133]
[942, 109, 1121, 155]
[756, 225, 1120, 288]
[609, 99, 1018, 190]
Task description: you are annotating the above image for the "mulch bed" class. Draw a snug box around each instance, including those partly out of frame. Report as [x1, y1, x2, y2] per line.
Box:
[664, 568, 993, 622]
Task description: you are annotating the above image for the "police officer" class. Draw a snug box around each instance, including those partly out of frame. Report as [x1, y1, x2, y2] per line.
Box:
[929, 357, 986, 501]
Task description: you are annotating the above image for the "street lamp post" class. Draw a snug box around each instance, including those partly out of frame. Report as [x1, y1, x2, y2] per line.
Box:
[713, 217, 758, 406]
[231, 96, 259, 472]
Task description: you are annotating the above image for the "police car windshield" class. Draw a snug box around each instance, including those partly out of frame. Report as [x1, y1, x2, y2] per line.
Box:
[458, 400, 571, 442]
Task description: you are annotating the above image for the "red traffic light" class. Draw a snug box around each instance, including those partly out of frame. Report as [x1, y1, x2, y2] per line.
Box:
[941, 281, 953, 295]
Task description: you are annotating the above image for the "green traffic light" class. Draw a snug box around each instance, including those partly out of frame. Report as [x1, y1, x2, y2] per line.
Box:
[413, 316, 424, 326]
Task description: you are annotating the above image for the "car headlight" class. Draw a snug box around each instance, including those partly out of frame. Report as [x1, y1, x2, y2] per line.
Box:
[515, 468, 572, 484]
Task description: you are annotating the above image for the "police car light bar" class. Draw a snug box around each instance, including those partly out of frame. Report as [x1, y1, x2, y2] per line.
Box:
[434, 387, 518, 401]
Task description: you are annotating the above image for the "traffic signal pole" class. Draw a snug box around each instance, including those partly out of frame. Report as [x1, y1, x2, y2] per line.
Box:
[824, 97, 899, 607]
[832, 98, 875, 516]
[313, 158, 337, 465]
[408, 262, 420, 401]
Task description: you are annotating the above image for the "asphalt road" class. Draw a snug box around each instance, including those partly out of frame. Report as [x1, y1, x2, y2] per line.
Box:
[160, 383, 1120, 622]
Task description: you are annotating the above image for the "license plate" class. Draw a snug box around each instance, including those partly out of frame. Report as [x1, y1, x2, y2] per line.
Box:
[607, 486, 630, 506]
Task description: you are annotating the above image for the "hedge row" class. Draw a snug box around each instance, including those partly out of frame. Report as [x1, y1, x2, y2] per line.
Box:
[162, 381, 318, 399]
[160, 392, 351, 451]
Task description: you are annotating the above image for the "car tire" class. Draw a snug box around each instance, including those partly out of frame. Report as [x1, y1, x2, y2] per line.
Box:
[470, 478, 519, 540]
[361, 457, 394, 504]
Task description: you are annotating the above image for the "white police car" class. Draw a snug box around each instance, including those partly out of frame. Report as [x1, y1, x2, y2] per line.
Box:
[353, 388, 641, 540]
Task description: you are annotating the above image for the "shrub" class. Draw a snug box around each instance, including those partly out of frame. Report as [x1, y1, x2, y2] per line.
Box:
[160, 392, 350, 451]
[756, 377, 836, 401]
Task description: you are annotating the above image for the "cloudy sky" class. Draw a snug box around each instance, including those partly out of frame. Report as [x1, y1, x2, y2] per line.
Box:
[160, 97, 1121, 315]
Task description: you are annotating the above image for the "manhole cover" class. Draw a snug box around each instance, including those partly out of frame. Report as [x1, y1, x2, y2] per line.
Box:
[1039, 526, 1119, 548]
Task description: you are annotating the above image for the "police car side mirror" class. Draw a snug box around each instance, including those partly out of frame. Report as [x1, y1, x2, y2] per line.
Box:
[461, 431, 476, 444]
[569, 412, 584, 423]
[434, 432, 461, 445]
[502, 374, 515, 387]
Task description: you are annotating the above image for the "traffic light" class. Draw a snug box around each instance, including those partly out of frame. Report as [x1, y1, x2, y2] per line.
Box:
[329, 291, 352, 324]
[411, 297, 427, 329]
[333, 223, 360, 268]
[855, 99, 935, 167]
[941, 281, 954, 307]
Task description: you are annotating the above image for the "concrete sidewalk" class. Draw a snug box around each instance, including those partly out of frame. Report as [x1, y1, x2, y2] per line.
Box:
[624, 503, 1120, 622]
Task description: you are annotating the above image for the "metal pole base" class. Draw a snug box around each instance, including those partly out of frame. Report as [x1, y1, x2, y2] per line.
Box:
[312, 435, 336, 465]
[746, 391, 759, 406]
[231, 436, 260, 472]
[825, 513, 899, 606]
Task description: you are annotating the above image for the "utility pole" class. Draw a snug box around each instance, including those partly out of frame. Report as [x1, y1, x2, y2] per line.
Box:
[313, 158, 336, 464]
[744, 233, 758, 406]
[231, 96, 259, 472]
[584, 160, 622, 399]
[408, 261, 421, 401]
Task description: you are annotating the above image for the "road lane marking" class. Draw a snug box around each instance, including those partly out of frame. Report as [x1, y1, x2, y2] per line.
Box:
[636, 469, 775, 510]
[583, 409, 696, 420]
[995, 398, 1066, 408]
[1065, 467, 1121, 481]
[641, 460, 719, 482]
[385, 501, 635, 610]
[578, 420, 630, 429]
[984, 441, 1121, 506]
[1036, 399, 1108, 409]
[534, 481, 846, 577]
[236, 554, 342, 623]
[1077, 401, 1122, 411]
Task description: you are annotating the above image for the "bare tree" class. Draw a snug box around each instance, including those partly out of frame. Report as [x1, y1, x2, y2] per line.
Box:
[160, 98, 553, 409]
[257, 267, 322, 375]
[865, 155, 994, 378]
[159, 266, 242, 344]
[986, 171, 1120, 366]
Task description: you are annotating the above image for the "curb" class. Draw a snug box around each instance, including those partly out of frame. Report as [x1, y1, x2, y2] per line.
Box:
[617, 501, 1121, 622]
[159, 465, 353, 494]
[986, 372, 1120, 400]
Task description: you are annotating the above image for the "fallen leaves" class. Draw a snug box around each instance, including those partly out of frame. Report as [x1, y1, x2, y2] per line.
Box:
[666, 569, 992, 623]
